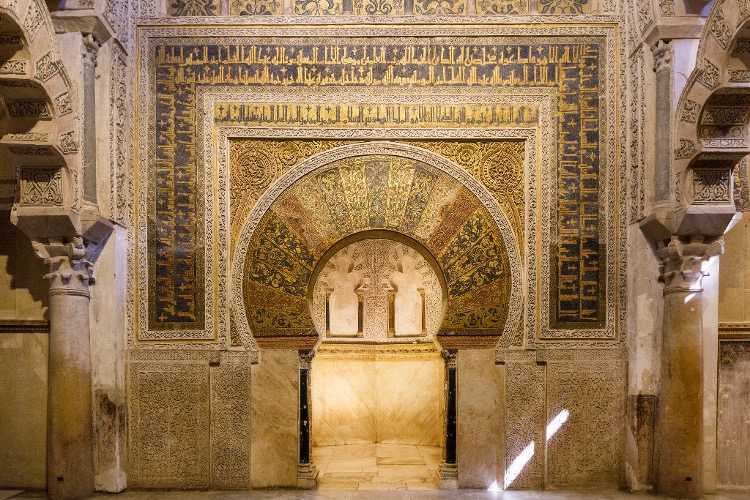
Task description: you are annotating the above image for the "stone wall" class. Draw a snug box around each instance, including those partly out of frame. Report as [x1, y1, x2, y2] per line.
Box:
[0, 213, 49, 489]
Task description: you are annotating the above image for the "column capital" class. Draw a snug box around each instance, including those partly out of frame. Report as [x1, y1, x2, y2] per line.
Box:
[657, 235, 723, 294]
[652, 39, 673, 72]
[82, 34, 100, 68]
[442, 349, 457, 368]
[298, 350, 315, 369]
[33, 236, 99, 297]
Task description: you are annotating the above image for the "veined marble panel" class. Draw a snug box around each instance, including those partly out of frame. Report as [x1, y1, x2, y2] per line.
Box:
[250, 350, 299, 487]
[717, 341, 750, 487]
[457, 349, 503, 489]
[312, 352, 443, 447]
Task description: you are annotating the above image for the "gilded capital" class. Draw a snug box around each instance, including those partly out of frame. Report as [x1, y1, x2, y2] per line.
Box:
[657, 235, 723, 294]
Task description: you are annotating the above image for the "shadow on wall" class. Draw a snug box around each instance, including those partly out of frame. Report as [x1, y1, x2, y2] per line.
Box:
[1, 211, 50, 320]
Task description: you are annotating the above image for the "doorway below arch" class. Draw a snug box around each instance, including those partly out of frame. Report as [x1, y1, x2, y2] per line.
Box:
[311, 343, 445, 490]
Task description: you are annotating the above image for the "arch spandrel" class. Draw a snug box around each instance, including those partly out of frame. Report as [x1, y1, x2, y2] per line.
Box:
[232, 142, 523, 351]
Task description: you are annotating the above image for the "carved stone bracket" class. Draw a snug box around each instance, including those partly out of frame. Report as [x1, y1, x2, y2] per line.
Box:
[657, 235, 723, 294]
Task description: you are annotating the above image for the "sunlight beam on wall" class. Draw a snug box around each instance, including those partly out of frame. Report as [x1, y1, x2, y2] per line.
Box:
[502, 409, 570, 490]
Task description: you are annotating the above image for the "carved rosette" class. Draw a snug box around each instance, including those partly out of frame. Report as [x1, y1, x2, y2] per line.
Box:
[34, 237, 95, 297]
[657, 236, 723, 294]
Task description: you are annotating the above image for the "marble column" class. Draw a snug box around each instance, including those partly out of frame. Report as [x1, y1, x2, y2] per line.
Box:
[656, 235, 722, 498]
[651, 40, 672, 203]
[82, 34, 99, 206]
[34, 237, 96, 500]
[297, 350, 318, 489]
[438, 350, 457, 489]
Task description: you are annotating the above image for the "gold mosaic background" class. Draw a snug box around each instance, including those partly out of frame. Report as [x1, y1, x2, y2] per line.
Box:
[229, 139, 526, 259]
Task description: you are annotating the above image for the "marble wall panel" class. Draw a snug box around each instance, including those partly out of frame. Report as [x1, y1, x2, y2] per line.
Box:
[717, 341, 750, 487]
[250, 350, 299, 487]
[456, 349, 503, 489]
[210, 353, 252, 489]
[719, 218, 750, 323]
[312, 356, 377, 445]
[504, 361, 545, 489]
[545, 360, 625, 487]
[376, 358, 443, 445]
[312, 354, 443, 447]
[0, 333, 47, 489]
[128, 361, 210, 488]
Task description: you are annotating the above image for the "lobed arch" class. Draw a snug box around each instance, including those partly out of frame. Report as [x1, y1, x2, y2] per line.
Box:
[674, 0, 750, 233]
[230, 141, 523, 351]
[0, 0, 82, 239]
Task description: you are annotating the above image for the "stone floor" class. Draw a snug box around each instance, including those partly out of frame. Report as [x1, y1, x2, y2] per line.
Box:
[313, 443, 441, 491]
[3, 444, 750, 500]
[4, 489, 750, 499]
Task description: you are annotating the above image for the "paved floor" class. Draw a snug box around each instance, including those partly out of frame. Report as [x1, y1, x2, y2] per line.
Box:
[313, 443, 441, 491]
[3, 443, 750, 500]
[2, 488, 750, 499]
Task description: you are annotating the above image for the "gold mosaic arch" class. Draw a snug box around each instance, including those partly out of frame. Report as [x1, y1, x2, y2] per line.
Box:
[231, 141, 523, 350]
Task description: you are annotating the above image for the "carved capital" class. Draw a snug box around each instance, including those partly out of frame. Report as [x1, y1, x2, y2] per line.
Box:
[657, 235, 723, 294]
[299, 350, 315, 370]
[82, 34, 100, 69]
[652, 39, 673, 72]
[33, 237, 94, 297]
[442, 349, 457, 369]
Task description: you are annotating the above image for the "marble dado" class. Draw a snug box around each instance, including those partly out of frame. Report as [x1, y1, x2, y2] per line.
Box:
[311, 350, 444, 447]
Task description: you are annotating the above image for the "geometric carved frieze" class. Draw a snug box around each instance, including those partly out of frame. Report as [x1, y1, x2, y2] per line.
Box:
[55, 92, 73, 115]
[23, 0, 43, 41]
[709, 8, 731, 49]
[59, 130, 78, 154]
[19, 167, 63, 205]
[692, 167, 732, 204]
[698, 59, 720, 89]
[6, 100, 51, 118]
[680, 99, 700, 123]
[34, 51, 59, 81]
[0, 59, 26, 75]
[728, 69, 750, 83]
[0, 33, 22, 44]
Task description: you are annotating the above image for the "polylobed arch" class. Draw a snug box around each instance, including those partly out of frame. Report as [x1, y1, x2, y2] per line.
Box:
[675, 1, 750, 210]
[231, 141, 523, 351]
[0, 0, 82, 240]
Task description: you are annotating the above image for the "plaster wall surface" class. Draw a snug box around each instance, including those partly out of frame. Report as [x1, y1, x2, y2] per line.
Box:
[0, 216, 49, 489]
[0, 332, 48, 489]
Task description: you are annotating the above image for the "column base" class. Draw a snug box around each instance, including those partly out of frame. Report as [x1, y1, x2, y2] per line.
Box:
[438, 461, 458, 489]
[297, 462, 319, 489]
